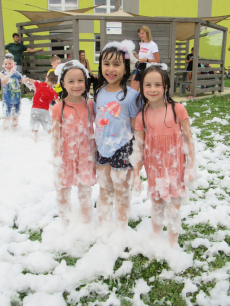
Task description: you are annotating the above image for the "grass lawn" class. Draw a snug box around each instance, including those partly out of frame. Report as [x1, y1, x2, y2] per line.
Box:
[1, 93, 230, 305]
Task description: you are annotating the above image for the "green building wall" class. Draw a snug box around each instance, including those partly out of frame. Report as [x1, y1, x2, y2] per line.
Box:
[2, 0, 229, 72]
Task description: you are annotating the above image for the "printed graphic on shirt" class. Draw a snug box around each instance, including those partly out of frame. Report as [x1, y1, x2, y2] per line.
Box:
[98, 101, 121, 128]
[9, 78, 21, 99]
[139, 47, 149, 54]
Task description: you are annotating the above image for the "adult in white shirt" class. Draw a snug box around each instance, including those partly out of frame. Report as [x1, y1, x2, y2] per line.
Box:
[131, 25, 160, 91]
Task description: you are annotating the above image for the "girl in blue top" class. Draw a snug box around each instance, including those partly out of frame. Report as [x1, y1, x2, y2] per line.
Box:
[94, 40, 141, 229]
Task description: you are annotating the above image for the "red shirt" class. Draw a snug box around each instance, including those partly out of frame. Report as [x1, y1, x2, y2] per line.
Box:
[32, 81, 58, 111]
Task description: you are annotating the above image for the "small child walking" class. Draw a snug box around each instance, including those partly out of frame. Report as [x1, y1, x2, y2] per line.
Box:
[51, 60, 96, 224]
[0, 53, 25, 129]
[22, 72, 60, 142]
[94, 40, 141, 229]
[133, 64, 196, 247]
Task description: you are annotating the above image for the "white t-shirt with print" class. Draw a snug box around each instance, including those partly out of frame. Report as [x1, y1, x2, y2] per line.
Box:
[139, 41, 159, 67]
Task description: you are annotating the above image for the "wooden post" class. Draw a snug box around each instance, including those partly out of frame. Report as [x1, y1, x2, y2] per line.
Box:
[220, 30, 227, 92]
[115, 0, 120, 11]
[169, 21, 177, 96]
[0, 0, 4, 67]
[185, 39, 189, 67]
[191, 22, 200, 97]
[100, 19, 106, 50]
[72, 19, 79, 59]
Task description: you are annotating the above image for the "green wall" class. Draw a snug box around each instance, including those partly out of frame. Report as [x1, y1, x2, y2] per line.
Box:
[2, 0, 48, 45]
[139, 0, 199, 17]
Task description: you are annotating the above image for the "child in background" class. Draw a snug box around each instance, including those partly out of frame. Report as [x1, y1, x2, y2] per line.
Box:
[0, 53, 26, 129]
[47, 55, 62, 98]
[133, 64, 196, 247]
[22, 71, 60, 142]
[51, 60, 96, 224]
[94, 40, 141, 229]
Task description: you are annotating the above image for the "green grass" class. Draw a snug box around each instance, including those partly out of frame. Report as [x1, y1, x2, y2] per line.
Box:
[7, 94, 230, 305]
[225, 77, 230, 88]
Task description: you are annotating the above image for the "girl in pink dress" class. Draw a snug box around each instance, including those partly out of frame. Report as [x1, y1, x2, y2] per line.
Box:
[51, 60, 96, 224]
[133, 64, 196, 247]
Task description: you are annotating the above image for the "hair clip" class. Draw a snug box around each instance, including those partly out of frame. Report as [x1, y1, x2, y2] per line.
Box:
[102, 40, 135, 60]
[149, 62, 168, 71]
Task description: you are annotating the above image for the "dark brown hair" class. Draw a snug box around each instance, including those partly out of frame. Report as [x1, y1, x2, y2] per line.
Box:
[47, 71, 58, 85]
[94, 47, 130, 103]
[137, 65, 177, 132]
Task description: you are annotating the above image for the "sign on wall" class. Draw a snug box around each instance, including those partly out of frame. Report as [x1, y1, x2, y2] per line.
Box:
[106, 22, 122, 34]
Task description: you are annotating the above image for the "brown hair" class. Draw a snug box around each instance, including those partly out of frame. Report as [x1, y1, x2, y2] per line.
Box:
[47, 71, 58, 85]
[50, 55, 60, 63]
[137, 65, 177, 132]
[140, 25, 152, 42]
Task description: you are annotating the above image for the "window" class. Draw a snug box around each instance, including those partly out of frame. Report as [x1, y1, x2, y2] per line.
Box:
[48, 0, 78, 11]
[94, 34, 100, 63]
[94, 0, 123, 14]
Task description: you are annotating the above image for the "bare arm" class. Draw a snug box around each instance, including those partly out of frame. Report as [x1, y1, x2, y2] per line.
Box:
[181, 118, 196, 181]
[139, 52, 160, 64]
[52, 118, 61, 159]
[1, 63, 17, 85]
[26, 47, 43, 53]
[186, 57, 193, 65]
[132, 130, 145, 191]
[21, 77, 36, 91]
[130, 117, 136, 133]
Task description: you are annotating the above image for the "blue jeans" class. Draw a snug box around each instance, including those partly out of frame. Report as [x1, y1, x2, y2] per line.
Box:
[2, 102, 20, 117]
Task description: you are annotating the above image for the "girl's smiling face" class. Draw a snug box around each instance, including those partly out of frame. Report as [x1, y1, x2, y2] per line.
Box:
[101, 52, 126, 89]
[4, 59, 14, 72]
[62, 68, 85, 103]
[143, 71, 165, 109]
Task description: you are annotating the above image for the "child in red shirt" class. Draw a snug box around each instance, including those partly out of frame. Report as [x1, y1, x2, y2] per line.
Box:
[22, 72, 60, 142]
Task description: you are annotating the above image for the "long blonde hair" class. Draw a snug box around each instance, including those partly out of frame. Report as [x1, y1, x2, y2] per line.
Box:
[140, 25, 152, 42]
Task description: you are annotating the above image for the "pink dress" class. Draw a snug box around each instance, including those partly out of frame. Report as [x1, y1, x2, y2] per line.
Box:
[51, 99, 96, 187]
[135, 103, 189, 201]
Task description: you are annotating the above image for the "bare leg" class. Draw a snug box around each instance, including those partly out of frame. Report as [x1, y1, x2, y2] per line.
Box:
[151, 198, 165, 236]
[78, 184, 93, 223]
[97, 164, 114, 224]
[187, 72, 192, 90]
[12, 115, 18, 129]
[165, 198, 181, 247]
[3, 117, 10, 130]
[111, 169, 132, 229]
[57, 187, 71, 224]
[32, 130, 38, 142]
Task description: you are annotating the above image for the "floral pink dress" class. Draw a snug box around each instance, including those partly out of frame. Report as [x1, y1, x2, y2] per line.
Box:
[52, 99, 96, 187]
[135, 103, 189, 201]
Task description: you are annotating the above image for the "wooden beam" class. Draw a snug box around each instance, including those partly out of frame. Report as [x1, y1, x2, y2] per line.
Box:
[72, 19, 79, 59]
[220, 30, 227, 92]
[169, 21, 176, 96]
[191, 22, 200, 97]
[21, 24, 73, 34]
[115, 0, 120, 11]
[198, 58, 223, 64]
[100, 18, 106, 51]
[21, 33, 72, 41]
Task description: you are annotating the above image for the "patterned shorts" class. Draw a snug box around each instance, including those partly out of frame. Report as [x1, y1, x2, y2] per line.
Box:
[96, 139, 133, 171]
